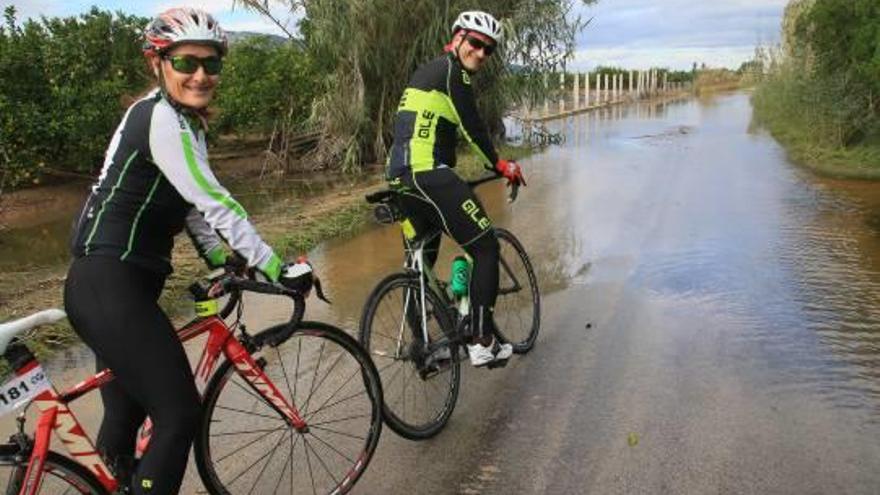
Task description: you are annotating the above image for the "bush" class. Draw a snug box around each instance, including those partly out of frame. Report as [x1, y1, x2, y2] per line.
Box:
[0, 7, 150, 188]
[213, 36, 318, 136]
[0, 7, 320, 189]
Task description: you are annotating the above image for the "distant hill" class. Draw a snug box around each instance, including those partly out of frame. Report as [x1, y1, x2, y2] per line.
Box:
[226, 31, 292, 46]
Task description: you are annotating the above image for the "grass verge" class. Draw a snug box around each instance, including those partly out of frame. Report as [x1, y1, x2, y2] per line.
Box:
[751, 76, 880, 180]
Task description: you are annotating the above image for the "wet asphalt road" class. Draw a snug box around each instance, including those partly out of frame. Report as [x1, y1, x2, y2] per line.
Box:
[345, 93, 880, 494]
[11, 93, 880, 494]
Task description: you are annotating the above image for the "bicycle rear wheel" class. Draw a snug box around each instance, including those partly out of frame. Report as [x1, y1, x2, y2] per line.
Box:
[493, 228, 541, 354]
[0, 444, 110, 494]
[359, 273, 461, 440]
[195, 322, 383, 495]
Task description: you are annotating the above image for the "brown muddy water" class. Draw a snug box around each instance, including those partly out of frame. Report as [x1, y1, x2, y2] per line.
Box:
[2, 91, 880, 493]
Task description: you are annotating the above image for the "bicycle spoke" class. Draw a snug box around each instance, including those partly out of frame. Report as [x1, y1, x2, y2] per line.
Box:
[304, 365, 361, 421]
[381, 361, 406, 393]
[305, 389, 368, 420]
[303, 436, 342, 489]
[220, 428, 288, 488]
[275, 345, 297, 412]
[301, 348, 347, 418]
[309, 424, 368, 441]
[246, 428, 290, 495]
[308, 412, 373, 429]
[212, 426, 286, 438]
[214, 404, 286, 422]
[302, 340, 327, 417]
[213, 425, 287, 464]
[306, 429, 357, 464]
[304, 432, 318, 495]
[289, 429, 296, 495]
[229, 374, 271, 405]
[294, 337, 303, 405]
[271, 434, 294, 495]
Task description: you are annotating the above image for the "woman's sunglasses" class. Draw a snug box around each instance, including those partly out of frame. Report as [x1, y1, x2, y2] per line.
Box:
[465, 35, 496, 56]
[163, 55, 223, 76]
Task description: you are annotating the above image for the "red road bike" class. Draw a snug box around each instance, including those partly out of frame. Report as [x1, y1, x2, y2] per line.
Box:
[0, 267, 383, 494]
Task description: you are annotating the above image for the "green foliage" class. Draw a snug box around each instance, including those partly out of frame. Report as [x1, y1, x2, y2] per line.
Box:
[753, 0, 880, 176]
[0, 7, 150, 189]
[239, 0, 594, 172]
[0, 7, 318, 189]
[213, 36, 318, 135]
[795, 0, 880, 144]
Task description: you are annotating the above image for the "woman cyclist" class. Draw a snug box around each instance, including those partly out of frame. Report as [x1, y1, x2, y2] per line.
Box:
[65, 8, 290, 494]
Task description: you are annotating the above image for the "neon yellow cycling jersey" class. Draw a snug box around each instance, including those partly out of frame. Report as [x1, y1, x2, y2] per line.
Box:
[387, 52, 498, 178]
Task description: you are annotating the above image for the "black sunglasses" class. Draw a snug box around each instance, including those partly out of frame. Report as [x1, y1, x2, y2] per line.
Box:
[465, 35, 496, 56]
[163, 54, 223, 75]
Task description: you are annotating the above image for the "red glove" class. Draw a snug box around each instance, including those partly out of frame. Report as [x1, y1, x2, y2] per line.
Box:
[495, 159, 527, 187]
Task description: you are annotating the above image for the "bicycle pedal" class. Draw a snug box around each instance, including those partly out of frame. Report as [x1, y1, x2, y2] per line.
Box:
[486, 358, 509, 369]
[418, 359, 451, 379]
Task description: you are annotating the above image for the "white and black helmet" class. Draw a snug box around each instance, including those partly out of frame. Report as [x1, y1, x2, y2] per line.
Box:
[143, 8, 228, 56]
[452, 11, 503, 43]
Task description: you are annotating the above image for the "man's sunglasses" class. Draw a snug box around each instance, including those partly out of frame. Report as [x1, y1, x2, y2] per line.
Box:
[163, 55, 223, 75]
[465, 35, 496, 56]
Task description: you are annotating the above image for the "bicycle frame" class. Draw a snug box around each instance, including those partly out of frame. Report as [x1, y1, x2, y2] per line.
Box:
[8, 312, 309, 495]
[399, 236, 471, 356]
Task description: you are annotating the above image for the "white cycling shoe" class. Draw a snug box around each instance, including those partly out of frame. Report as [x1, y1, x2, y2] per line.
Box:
[467, 339, 513, 367]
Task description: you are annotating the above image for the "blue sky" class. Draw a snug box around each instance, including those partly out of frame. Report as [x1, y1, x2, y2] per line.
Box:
[5, 0, 787, 70]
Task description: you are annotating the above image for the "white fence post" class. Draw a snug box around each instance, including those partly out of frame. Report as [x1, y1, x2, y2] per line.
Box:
[639, 70, 644, 97]
[603, 73, 609, 103]
[573, 71, 580, 110]
[543, 73, 549, 117]
[613, 74, 619, 102]
[559, 72, 565, 113]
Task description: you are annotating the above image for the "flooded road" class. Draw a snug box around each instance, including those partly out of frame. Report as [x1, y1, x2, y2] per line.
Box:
[7, 91, 880, 493]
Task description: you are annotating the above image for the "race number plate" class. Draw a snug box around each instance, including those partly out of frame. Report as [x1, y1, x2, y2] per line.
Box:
[0, 366, 51, 417]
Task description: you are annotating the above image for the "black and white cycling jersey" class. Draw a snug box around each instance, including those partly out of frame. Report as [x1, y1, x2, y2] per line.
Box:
[71, 89, 281, 279]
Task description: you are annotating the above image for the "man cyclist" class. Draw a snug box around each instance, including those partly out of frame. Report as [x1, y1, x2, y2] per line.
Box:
[387, 10, 526, 367]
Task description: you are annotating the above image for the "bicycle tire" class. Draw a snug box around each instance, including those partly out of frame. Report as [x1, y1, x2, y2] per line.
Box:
[493, 228, 541, 354]
[359, 272, 461, 440]
[194, 322, 383, 495]
[0, 443, 110, 494]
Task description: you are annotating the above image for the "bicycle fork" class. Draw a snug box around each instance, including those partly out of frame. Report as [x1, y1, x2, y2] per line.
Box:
[224, 337, 310, 432]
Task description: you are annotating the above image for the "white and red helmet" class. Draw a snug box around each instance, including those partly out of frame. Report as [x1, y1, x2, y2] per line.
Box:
[452, 11, 503, 43]
[143, 8, 228, 56]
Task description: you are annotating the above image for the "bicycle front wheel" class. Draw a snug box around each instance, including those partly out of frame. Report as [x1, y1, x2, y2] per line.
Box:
[195, 322, 383, 495]
[494, 228, 541, 354]
[359, 273, 461, 440]
[0, 444, 110, 494]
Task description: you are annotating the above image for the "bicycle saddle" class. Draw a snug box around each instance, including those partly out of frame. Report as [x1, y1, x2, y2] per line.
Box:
[0, 309, 66, 354]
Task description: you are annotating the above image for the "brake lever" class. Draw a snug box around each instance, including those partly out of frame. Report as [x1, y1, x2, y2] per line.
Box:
[508, 182, 520, 203]
[313, 276, 332, 304]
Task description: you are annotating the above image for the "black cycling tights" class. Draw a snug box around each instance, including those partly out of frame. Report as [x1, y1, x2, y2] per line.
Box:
[64, 256, 200, 494]
[399, 168, 501, 343]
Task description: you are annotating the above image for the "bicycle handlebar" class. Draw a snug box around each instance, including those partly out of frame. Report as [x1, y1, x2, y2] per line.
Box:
[194, 272, 309, 330]
[366, 173, 519, 205]
[468, 174, 520, 203]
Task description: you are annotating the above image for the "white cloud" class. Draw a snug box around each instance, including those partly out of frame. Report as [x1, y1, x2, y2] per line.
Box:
[570, 0, 787, 69]
[570, 45, 759, 71]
